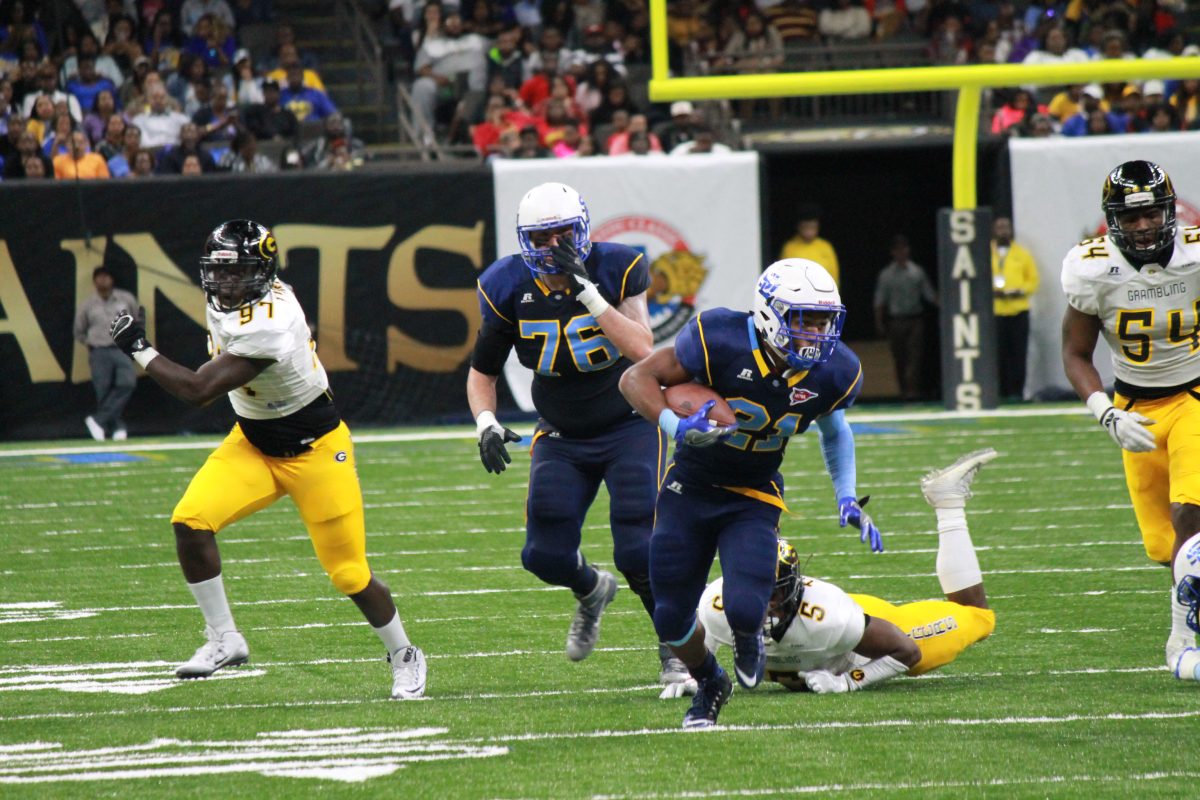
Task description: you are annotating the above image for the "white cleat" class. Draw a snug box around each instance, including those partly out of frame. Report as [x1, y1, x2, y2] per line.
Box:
[389, 645, 427, 699]
[84, 415, 106, 442]
[175, 626, 249, 679]
[920, 448, 999, 509]
[1166, 633, 1200, 681]
[566, 570, 618, 662]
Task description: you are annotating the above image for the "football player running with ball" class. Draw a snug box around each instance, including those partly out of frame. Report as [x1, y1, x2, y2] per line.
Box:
[109, 220, 426, 699]
[620, 258, 884, 729]
[662, 448, 998, 698]
[466, 183, 687, 685]
[1061, 161, 1200, 681]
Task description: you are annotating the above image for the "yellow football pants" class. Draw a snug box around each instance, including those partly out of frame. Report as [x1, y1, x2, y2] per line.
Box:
[850, 594, 996, 676]
[1114, 391, 1200, 563]
[171, 421, 372, 595]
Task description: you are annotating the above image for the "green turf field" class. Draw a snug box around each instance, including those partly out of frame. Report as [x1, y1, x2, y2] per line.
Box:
[2, 407, 1198, 798]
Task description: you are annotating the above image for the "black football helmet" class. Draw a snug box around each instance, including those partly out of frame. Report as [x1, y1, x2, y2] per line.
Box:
[1102, 160, 1177, 264]
[767, 539, 804, 643]
[200, 219, 279, 312]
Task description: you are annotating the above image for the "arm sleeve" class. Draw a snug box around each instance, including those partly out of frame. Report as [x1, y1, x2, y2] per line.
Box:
[224, 326, 289, 360]
[470, 323, 514, 376]
[815, 409, 856, 500]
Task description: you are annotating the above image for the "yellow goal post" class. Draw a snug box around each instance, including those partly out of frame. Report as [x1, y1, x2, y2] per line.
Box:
[647, 0, 1200, 210]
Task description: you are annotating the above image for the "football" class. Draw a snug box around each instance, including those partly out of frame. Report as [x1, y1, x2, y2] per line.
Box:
[664, 382, 737, 426]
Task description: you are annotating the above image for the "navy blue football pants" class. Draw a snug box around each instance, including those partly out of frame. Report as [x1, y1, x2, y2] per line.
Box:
[523, 415, 666, 597]
[649, 473, 781, 644]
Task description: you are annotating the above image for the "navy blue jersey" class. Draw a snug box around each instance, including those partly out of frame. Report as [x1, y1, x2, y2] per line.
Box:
[476, 242, 649, 438]
[671, 308, 862, 488]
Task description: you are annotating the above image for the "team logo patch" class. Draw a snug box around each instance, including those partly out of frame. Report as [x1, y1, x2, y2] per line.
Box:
[334, 451, 348, 462]
[849, 669, 866, 683]
[592, 216, 710, 343]
[737, 368, 754, 381]
[259, 234, 278, 259]
[789, 387, 818, 405]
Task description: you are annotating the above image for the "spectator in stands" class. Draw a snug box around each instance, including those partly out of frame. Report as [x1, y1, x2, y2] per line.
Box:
[0, 112, 23, 164]
[991, 89, 1037, 134]
[1022, 25, 1087, 65]
[119, 56, 154, 111]
[1142, 28, 1186, 61]
[134, 83, 190, 147]
[764, 0, 820, 46]
[25, 93, 53, 144]
[411, 10, 488, 134]
[1085, 107, 1113, 135]
[532, 75, 586, 126]
[1170, 79, 1200, 128]
[43, 111, 76, 158]
[22, 62, 82, 123]
[873, 234, 936, 402]
[0, 1, 47, 59]
[157, 122, 216, 173]
[607, 112, 660, 154]
[103, 15, 144, 75]
[519, 51, 564, 112]
[526, 26, 573, 77]
[552, 120, 584, 157]
[1020, 112, 1056, 137]
[472, 95, 517, 157]
[179, 151, 203, 175]
[1046, 83, 1084, 123]
[466, 0, 504, 39]
[232, 49, 264, 105]
[1061, 83, 1102, 135]
[301, 112, 365, 169]
[573, 23, 626, 75]
[281, 62, 337, 122]
[193, 83, 238, 141]
[818, 0, 871, 41]
[655, 100, 697, 152]
[929, 12, 971, 65]
[3, 130, 50, 178]
[20, 153, 47, 177]
[168, 55, 209, 115]
[243, 78, 298, 141]
[589, 81, 637, 127]
[536, 99, 582, 149]
[221, 128, 277, 171]
[669, 124, 732, 155]
[96, 114, 126, 160]
[131, 148, 156, 177]
[11, 57, 39, 107]
[511, 124, 547, 158]
[1142, 80, 1166, 110]
[184, 13, 237, 69]
[487, 25, 525, 91]
[106, 123, 142, 177]
[144, 9, 186, 74]
[1142, 102, 1180, 133]
[266, 23, 320, 72]
[232, 0, 273, 27]
[54, 129, 110, 179]
[723, 11, 784, 118]
[265, 42, 326, 92]
[61, 32, 124, 87]
[181, 0, 235, 36]
[779, 203, 840, 285]
[66, 56, 118, 122]
[82, 90, 121, 146]
[1099, 29, 1133, 60]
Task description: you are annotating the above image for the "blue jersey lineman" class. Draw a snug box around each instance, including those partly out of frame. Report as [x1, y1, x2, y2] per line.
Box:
[620, 258, 885, 729]
[466, 182, 685, 685]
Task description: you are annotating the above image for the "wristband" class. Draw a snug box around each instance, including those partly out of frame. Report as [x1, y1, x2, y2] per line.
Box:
[133, 347, 159, 369]
[1085, 391, 1113, 422]
[658, 407, 680, 439]
[576, 281, 611, 317]
[475, 409, 499, 435]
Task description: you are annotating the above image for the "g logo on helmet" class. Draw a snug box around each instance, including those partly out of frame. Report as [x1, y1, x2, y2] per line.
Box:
[259, 234, 278, 260]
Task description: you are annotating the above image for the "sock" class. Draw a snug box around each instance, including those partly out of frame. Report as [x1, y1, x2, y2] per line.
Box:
[1170, 532, 1200, 640]
[934, 507, 983, 595]
[373, 611, 411, 656]
[572, 556, 600, 599]
[689, 650, 719, 683]
[187, 574, 236, 635]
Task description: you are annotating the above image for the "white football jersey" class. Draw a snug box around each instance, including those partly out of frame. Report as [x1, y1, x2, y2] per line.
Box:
[1061, 226, 1200, 390]
[698, 576, 866, 675]
[206, 280, 329, 419]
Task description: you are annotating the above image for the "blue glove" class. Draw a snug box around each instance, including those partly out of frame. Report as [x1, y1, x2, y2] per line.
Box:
[661, 400, 738, 448]
[839, 495, 883, 553]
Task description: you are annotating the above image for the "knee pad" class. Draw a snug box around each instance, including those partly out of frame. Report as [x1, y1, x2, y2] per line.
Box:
[612, 539, 650, 577]
[653, 604, 695, 645]
[521, 544, 583, 587]
[721, 586, 769, 635]
[328, 562, 371, 595]
[622, 571, 652, 602]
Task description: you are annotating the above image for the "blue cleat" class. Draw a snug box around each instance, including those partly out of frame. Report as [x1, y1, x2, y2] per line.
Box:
[732, 631, 765, 689]
[682, 667, 733, 729]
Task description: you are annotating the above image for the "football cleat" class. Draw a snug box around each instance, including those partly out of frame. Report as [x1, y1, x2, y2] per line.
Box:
[732, 631, 766, 689]
[175, 626, 249, 679]
[658, 644, 690, 685]
[920, 448, 999, 509]
[566, 570, 618, 662]
[84, 415, 105, 441]
[682, 667, 733, 729]
[113, 428, 128, 442]
[389, 645, 427, 699]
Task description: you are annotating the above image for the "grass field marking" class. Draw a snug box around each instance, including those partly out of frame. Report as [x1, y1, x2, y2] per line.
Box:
[0, 660, 266, 695]
[0, 726, 509, 785]
[0, 406, 1094, 460]
[587, 770, 1200, 799]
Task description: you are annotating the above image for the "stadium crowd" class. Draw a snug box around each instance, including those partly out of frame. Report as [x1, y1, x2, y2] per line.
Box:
[0, 0, 1197, 172]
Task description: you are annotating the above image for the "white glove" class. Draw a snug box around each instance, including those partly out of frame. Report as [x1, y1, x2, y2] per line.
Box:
[658, 677, 698, 699]
[804, 669, 853, 694]
[1086, 392, 1156, 453]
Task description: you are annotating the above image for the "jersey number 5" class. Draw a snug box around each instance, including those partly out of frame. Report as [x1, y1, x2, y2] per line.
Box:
[519, 315, 619, 376]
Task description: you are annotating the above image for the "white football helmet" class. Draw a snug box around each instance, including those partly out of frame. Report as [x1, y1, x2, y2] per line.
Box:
[516, 182, 592, 275]
[752, 259, 845, 369]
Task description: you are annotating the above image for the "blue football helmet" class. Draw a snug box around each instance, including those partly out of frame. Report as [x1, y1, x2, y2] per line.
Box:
[753, 258, 845, 370]
[516, 182, 592, 276]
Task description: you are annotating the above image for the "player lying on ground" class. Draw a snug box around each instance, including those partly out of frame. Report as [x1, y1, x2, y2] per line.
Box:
[109, 219, 425, 699]
[662, 448, 998, 698]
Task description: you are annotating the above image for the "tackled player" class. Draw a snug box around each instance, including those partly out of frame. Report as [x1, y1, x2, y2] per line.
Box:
[108, 220, 426, 699]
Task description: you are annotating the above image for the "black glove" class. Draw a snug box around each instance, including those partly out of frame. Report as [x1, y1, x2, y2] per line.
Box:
[549, 237, 590, 290]
[479, 424, 521, 474]
[110, 307, 151, 357]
